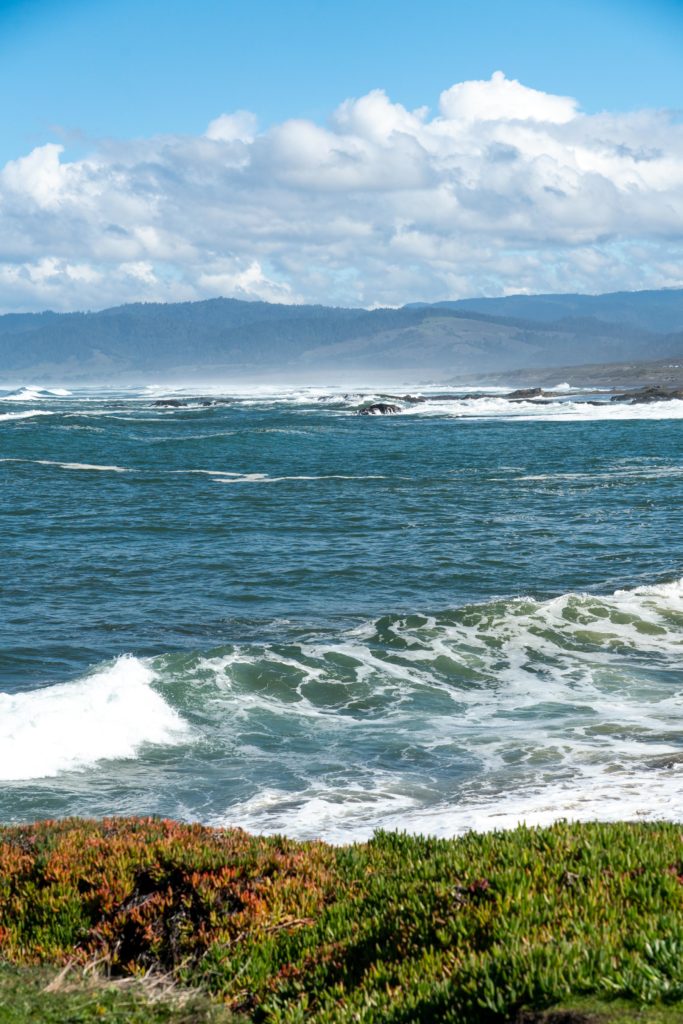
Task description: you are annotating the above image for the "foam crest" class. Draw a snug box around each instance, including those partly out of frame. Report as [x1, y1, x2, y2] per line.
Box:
[176, 576, 683, 840]
[37, 460, 129, 472]
[211, 472, 391, 483]
[2, 386, 71, 401]
[214, 768, 683, 844]
[0, 656, 189, 781]
[0, 409, 54, 422]
[0, 458, 129, 471]
[404, 396, 683, 421]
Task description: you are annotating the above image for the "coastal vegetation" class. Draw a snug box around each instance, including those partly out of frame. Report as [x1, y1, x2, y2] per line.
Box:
[1, 818, 682, 1022]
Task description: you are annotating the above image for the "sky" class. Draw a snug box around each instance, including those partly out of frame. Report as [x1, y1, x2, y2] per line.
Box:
[0, 0, 682, 312]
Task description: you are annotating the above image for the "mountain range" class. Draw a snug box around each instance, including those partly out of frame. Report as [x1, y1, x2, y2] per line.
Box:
[2, 288, 683, 381]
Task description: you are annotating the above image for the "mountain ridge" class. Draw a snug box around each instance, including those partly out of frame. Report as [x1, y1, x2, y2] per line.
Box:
[1, 289, 682, 380]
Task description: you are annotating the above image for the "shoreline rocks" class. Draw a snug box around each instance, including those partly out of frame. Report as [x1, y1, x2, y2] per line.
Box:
[610, 385, 683, 404]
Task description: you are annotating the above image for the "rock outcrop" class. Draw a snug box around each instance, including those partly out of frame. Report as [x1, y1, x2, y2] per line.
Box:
[358, 403, 402, 416]
[505, 387, 544, 400]
[611, 386, 683, 404]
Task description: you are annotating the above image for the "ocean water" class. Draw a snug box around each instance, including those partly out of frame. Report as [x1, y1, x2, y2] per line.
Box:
[2, 381, 683, 842]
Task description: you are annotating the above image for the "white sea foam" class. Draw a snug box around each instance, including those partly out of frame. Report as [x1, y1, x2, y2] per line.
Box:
[2, 386, 71, 401]
[165, 468, 392, 483]
[0, 656, 189, 781]
[130, 383, 508, 408]
[198, 576, 683, 841]
[511, 465, 683, 484]
[132, 384, 676, 423]
[211, 472, 391, 483]
[0, 409, 54, 422]
[0, 459, 383, 479]
[0, 458, 129, 472]
[400, 395, 683, 421]
[37, 461, 129, 472]
[215, 768, 683, 844]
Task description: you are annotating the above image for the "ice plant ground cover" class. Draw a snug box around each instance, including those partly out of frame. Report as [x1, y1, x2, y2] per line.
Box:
[0, 818, 683, 1022]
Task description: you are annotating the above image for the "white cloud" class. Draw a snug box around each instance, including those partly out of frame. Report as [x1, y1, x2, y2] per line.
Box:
[205, 110, 258, 143]
[1, 71, 682, 312]
[1, 144, 69, 209]
[197, 258, 298, 303]
[439, 70, 578, 124]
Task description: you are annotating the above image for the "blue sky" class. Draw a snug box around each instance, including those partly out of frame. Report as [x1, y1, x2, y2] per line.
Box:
[0, 0, 682, 310]
[2, 0, 681, 163]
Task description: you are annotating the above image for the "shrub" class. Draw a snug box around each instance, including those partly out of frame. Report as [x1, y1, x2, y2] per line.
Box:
[1, 818, 683, 1022]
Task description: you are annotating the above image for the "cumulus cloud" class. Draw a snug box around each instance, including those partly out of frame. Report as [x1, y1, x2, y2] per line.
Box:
[1, 71, 682, 312]
[205, 110, 258, 143]
[439, 70, 578, 124]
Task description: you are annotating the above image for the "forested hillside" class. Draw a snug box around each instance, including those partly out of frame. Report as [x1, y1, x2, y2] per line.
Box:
[2, 290, 682, 380]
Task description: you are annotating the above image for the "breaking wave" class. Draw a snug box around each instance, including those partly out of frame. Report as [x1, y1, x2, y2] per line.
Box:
[0, 656, 189, 781]
[1, 386, 71, 402]
[152, 576, 683, 840]
[400, 396, 683, 421]
[0, 409, 54, 422]
[3, 577, 683, 840]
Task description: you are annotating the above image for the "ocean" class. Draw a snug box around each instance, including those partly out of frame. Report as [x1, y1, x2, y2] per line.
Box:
[2, 381, 683, 842]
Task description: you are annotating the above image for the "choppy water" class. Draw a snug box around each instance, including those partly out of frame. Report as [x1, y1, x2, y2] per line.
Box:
[2, 381, 683, 841]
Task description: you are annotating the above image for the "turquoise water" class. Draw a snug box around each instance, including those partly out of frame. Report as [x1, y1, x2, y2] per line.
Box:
[2, 383, 683, 840]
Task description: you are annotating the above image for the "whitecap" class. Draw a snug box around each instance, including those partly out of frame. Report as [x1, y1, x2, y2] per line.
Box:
[214, 769, 683, 844]
[401, 396, 683, 422]
[0, 458, 129, 472]
[188, 575, 683, 841]
[37, 460, 129, 472]
[0, 409, 54, 422]
[2, 386, 71, 401]
[0, 656, 189, 781]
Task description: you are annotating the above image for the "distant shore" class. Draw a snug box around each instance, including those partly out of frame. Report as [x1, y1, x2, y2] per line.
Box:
[463, 355, 683, 390]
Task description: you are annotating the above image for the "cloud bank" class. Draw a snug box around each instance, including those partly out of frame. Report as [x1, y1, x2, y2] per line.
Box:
[1, 71, 683, 312]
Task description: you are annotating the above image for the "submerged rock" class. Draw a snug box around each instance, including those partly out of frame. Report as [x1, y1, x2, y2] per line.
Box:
[358, 402, 402, 416]
[153, 399, 186, 407]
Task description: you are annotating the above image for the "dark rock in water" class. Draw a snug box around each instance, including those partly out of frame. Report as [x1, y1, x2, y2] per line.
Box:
[358, 403, 402, 416]
[154, 397, 231, 408]
[505, 387, 543, 400]
[508, 398, 555, 405]
[611, 385, 683, 404]
[426, 392, 485, 401]
[373, 393, 426, 404]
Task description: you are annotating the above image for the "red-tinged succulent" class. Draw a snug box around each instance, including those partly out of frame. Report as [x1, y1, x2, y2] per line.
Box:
[1, 819, 683, 1021]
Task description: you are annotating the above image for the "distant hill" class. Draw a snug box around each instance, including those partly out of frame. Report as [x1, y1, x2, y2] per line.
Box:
[430, 288, 683, 334]
[1, 289, 682, 381]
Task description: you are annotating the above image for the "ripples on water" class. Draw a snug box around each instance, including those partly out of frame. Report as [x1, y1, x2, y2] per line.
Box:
[1, 382, 683, 840]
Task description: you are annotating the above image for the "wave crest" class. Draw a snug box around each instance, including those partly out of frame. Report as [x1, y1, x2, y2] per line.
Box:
[0, 656, 189, 781]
